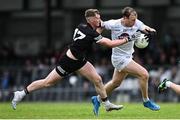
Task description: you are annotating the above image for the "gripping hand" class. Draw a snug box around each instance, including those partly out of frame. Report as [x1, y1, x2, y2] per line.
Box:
[144, 30, 156, 40]
[127, 31, 141, 42]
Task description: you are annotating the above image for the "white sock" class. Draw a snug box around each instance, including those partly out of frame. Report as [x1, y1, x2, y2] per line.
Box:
[97, 95, 101, 102]
[166, 81, 172, 87]
[102, 100, 110, 106]
[143, 97, 149, 102]
[21, 90, 26, 96]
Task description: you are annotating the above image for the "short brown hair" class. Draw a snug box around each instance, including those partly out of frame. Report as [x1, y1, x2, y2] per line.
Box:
[122, 7, 137, 18]
[85, 9, 100, 18]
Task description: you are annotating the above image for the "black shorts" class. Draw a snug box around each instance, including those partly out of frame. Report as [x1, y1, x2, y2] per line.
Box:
[55, 54, 87, 77]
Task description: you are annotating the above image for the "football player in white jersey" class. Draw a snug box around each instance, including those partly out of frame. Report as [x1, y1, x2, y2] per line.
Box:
[91, 7, 160, 115]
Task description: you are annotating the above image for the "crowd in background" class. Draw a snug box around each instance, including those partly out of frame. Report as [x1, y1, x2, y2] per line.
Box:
[0, 30, 179, 102]
[0, 0, 180, 102]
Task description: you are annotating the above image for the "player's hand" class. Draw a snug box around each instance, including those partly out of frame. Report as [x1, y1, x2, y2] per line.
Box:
[144, 30, 156, 40]
[127, 31, 141, 42]
[145, 27, 156, 32]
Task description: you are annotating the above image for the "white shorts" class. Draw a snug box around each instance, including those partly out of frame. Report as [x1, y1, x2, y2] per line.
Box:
[111, 54, 132, 71]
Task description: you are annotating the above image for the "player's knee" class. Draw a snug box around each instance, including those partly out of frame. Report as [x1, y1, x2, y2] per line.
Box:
[140, 71, 149, 81]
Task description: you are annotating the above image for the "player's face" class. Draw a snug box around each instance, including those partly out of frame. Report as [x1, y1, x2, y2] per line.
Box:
[88, 14, 101, 28]
[124, 12, 137, 27]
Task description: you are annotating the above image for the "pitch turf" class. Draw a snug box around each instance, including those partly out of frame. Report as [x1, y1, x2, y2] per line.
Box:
[0, 102, 180, 119]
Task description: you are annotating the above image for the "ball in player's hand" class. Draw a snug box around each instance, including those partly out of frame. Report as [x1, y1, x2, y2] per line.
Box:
[135, 33, 149, 49]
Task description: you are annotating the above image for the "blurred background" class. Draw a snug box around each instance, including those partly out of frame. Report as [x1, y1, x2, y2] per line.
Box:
[0, 0, 179, 103]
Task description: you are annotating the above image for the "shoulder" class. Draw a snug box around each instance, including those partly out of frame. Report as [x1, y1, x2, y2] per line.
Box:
[78, 23, 94, 33]
[103, 19, 121, 29]
[77, 23, 99, 37]
[78, 23, 88, 29]
[78, 23, 94, 31]
[135, 19, 144, 25]
[134, 19, 146, 30]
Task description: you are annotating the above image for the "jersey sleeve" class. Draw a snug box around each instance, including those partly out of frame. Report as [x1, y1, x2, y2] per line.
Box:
[102, 19, 116, 30]
[136, 19, 146, 31]
[78, 24, 103, 42]
[91, 29, 103, 42]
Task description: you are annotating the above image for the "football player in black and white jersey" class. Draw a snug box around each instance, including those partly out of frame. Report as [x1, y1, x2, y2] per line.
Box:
[11, 9, 139, 115]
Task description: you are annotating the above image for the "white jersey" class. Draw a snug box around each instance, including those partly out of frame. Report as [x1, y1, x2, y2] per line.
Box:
[103, 19, 145, 56]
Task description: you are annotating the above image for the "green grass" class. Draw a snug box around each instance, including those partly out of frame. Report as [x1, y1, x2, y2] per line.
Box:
[0, 102, 180, 119]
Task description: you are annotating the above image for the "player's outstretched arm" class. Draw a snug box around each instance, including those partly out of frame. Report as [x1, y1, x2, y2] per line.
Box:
[97, 31, 141, 48]
[97, 37, 128, 48]
[140, 25, 157, 40]
[142, 25, 156, 33]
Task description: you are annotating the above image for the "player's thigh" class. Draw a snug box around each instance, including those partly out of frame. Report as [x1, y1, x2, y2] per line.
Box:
[45, 69, 63, 85]
[112, 69, 128, 83]
[122, 60, 148, 78]
[77, 62, 101, 82]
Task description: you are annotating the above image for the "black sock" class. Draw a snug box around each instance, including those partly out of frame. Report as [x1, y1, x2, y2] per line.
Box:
[101, 97, 108, 102]
[24, 87, 29, 95]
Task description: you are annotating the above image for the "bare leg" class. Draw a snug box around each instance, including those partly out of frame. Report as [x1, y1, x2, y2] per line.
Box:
[122, 60, 149, 99]
[106, 60, 159, 110]
[27, 69, 63, 93]
[170, 83, 180, 94]
[78, 62, 123, 115]
[105, 69, 128, 96]
[105, 60, 149, 99]
[77, 62, 107, 98]
[12, 69, 63, 110]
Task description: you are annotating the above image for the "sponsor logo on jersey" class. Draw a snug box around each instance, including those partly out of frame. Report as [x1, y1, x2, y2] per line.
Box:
[118, 33, 129, 39]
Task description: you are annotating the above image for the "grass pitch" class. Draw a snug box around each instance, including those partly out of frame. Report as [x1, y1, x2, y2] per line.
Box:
[0, 102, 180, 119]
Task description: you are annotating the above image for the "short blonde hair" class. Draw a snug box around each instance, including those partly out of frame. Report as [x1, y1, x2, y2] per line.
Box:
[85, 9, 100, 18]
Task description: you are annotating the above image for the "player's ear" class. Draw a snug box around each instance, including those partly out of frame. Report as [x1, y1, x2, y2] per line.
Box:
[86, 17, 91, 23]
